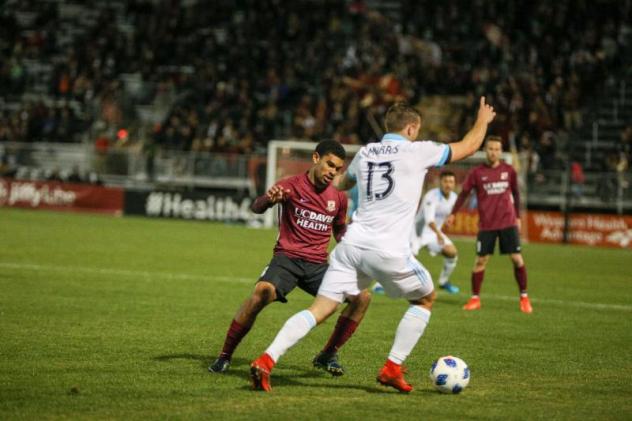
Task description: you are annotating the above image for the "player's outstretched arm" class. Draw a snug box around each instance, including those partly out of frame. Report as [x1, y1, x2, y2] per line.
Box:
[449, 97, 496, 162]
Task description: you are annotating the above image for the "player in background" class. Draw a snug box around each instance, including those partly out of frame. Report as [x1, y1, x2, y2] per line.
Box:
[209, 140, 371, 375]
[410, 170, 460, 294]
[446, 136, 532, 313]
[249, 98, 496, 392]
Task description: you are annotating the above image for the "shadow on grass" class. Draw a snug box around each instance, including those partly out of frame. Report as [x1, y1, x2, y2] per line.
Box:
[237, 375, 436, 395]
[153, 353, 423, 394]
[152, 354, 322, 380]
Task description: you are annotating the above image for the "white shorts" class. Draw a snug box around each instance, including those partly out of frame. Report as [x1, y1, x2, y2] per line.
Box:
[411, 230, 453, 256]
[318, 242, 435, 303]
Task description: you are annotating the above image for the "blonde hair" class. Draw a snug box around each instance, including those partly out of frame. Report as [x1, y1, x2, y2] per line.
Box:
[384, 103, 421, 132]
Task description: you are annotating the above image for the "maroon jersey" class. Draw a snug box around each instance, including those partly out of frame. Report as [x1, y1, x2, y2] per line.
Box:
[452, 162, 520, 231]
[253, 173, 348, 263]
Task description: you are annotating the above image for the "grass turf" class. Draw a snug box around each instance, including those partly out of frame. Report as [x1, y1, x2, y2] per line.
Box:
[1, 208, 631, 420]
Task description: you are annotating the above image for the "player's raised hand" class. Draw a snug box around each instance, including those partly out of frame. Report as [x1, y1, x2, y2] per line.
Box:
[477, 96, 496, 124]
[266, 185, 290, 203]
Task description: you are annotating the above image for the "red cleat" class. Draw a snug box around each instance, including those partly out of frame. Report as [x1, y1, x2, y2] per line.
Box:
[250, 353, 275, 392]
[520, 296, 533, 314]
[376, 360, 413, 393]
[463, 296, 481, 311]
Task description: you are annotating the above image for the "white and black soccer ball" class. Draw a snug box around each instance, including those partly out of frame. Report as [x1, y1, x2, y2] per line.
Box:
[429, 356, 470, 394]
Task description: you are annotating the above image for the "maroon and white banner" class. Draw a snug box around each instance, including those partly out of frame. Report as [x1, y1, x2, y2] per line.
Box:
[527, 211, 632, 249]
[0, 178, 124, 215]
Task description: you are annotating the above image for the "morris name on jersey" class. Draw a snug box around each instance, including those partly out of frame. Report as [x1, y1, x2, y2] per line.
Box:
[366, 144, 400, 155]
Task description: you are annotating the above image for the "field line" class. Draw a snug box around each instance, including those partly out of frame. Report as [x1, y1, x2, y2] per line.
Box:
[1, 261, 630, 312]
[479, 293, 631, 312]
[0, 261, 252, 284]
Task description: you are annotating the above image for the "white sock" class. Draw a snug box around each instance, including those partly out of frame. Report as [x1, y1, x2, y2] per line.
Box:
[438, 256, 457, 285]
[265, 310, 316, 363]
[388, 305, 431, 364]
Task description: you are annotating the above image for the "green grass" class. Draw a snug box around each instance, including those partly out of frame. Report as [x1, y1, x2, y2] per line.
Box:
[1, 208, 631, 420]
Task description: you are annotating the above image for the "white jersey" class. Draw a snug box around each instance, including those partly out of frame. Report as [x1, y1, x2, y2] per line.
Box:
[343, 133, 451, 254]
[416, 188, 458, 235]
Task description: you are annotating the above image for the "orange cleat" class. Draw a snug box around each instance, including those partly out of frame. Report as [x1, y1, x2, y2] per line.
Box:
[377, 361, 413, 393]
[250, 354, 274, 392]
[462, 296, 481, 311]
[520, 296, 533, 314]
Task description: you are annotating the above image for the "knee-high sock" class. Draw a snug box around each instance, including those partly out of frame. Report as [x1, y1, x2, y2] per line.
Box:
[472, 270, 485, 296]
[387, 305, 431, 365]
[322, 316, 359, 355]
[219, 319, 251, 360]
[514, 265, 528, 294]
[265, 310, 317, 363]
[438, 256, 458, 285]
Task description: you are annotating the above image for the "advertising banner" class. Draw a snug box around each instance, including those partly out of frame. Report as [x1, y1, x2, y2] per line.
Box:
[443, 209, 480, 237]
[124, 189, 262, 224]
[527, 211, 632, 249]
[445, 209, 632, 249]
[0, 178, 124, 215]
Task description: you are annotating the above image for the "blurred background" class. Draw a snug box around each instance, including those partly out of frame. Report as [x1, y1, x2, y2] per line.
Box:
[1, 0, 631, 245]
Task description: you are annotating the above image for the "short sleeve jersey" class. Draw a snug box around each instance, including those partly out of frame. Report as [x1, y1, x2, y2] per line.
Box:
[343, 133, 451, 254]
[460, 162, 519, 230]
[417, 188, 458, 234]
[273, 172, 348, 263]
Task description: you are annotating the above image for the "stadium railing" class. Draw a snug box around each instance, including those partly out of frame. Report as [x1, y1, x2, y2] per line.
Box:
[0, 142, 260, 196]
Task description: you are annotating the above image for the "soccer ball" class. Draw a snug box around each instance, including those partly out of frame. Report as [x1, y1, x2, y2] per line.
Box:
[429, 356, 470, 394]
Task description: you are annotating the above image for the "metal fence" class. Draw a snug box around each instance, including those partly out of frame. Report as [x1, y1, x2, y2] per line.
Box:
[527, 168, 632, 214]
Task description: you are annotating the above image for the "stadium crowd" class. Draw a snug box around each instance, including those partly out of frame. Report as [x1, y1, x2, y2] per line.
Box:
[1, 0, 631, 175]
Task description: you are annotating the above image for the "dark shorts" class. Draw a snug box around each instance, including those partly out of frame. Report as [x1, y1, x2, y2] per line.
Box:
[476, 226, 521, 256]
[258, 254, 328, 303]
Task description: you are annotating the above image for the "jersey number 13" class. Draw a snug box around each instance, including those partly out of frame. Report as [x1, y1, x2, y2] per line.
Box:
[366, 162, 395, 201]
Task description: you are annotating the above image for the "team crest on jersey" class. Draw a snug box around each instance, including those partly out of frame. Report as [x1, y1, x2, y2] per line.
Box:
[327, 200, 336, 212]
[501, 172, 508, 180]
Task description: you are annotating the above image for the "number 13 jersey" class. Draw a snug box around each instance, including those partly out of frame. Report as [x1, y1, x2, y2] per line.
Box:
[344, 133, 451, 254]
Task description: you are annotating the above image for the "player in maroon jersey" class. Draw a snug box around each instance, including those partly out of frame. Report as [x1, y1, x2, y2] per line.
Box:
[446, 136, 533, 313]
[209, 140, 371, 375]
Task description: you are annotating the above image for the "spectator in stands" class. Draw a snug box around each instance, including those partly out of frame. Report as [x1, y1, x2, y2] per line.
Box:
[570, 161, 586, 200]
[0, 0, 629, 165]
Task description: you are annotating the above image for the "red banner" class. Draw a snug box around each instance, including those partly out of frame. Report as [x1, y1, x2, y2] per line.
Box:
[445, 209, 632, 249]
[443, 209, 480, 237]
[0, 178, 124, 215]
[527, 211, 632, 249]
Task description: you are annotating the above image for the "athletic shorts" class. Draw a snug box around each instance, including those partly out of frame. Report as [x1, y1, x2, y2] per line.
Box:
[411, 229, 454, 256]
[476, 226, 521, 256]
[258, 254, 328, 303]
[318, 242, 435, 303]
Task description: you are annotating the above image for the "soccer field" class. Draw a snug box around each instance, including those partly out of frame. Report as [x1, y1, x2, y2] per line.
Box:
[1, 208, 631, 420]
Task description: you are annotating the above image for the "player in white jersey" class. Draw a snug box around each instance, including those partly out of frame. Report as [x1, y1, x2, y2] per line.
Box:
[250, 98, 496, 393]
[410, 171, 460, 294]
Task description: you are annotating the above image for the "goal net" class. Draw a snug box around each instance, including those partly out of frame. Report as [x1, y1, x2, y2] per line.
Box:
[264, 140, 525, 234]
